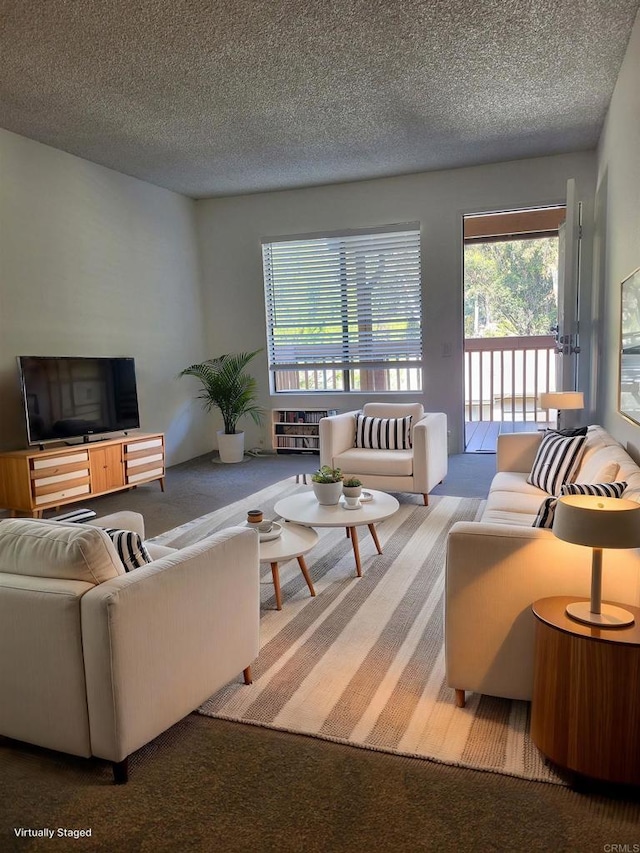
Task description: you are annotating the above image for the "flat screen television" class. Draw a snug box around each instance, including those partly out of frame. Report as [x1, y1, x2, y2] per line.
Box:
[17, 356, 141, 445]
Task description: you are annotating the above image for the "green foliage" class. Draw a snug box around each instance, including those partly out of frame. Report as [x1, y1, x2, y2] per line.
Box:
[179, 350, 263, 435]
[342, 477, 362, 488]
[311, 465, 343, 483]
[464, 238, 558, 338]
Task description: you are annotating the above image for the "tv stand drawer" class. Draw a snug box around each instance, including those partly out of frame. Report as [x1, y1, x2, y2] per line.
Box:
[124, 437, 165, 485]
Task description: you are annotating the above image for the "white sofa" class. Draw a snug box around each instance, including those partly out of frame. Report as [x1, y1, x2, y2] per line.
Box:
[0, 512, 260, 783]
[319, 403, 448, 504]
[445, 425, 640, 705]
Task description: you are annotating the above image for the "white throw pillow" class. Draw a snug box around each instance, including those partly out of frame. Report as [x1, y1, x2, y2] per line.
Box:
[578, 458, 619, 485]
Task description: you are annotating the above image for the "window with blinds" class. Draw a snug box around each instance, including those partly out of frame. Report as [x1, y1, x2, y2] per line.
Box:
[262, 226, 423, 393]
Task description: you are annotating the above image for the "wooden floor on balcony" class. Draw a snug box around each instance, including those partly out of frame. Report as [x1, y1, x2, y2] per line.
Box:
[465, 420, 547, 453]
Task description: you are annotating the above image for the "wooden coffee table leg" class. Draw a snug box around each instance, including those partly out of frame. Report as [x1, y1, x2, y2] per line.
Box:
[270, 562, 283, 610]
[368, 523, 383, 555]
[297, 555, 316, 597]
[348, 526, 362, 577]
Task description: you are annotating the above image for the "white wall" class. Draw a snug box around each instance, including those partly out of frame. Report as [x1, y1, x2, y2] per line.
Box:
[196, 152, 596, 453]
[0, 129, 210, 465]
[596, 9, 640, 457]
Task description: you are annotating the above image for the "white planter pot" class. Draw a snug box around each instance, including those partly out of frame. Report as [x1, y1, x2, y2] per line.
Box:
[312, 480, 343, 505]
[342, 485, 362, 499]
[217, 430, 245, 463]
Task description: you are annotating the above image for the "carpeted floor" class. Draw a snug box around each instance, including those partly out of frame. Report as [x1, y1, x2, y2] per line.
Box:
[31, 450, 497, 539]
[2, 451, 640, 852]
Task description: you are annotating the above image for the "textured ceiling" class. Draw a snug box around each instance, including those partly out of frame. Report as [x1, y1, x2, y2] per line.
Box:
[2, 1, 639, 199]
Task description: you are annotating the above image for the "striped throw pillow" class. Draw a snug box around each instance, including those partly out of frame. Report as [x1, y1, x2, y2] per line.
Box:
[52, 508, 97, 523]
[355, 414, 412, 450]
[560, 481, 628, 498]
[527, 432, 586, 495]
[103, 528, 153, 572]
[532, 496, 558, 528]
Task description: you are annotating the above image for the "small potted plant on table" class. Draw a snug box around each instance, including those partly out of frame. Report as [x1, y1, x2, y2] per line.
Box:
[342, 477, 363, 507]
[342, 477, 363, 499]
[311, 465, 343, 505]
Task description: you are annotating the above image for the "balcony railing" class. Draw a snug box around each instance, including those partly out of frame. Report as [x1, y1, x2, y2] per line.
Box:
[465, 335, 557, 422]
[274, 366, 422, 392]
[273, 336, 556, 422]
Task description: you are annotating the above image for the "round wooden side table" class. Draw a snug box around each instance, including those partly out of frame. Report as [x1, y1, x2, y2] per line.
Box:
[531, 596, 640, 786]
[258, 522, 318, 611]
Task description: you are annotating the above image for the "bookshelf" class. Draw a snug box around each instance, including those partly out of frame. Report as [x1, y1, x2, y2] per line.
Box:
[271, 408, 338, 454]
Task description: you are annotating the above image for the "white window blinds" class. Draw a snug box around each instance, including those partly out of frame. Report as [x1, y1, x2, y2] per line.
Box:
[262, 226, 422, 372]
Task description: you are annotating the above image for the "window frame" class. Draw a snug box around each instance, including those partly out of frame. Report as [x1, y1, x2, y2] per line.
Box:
[261, 224, 423, 394]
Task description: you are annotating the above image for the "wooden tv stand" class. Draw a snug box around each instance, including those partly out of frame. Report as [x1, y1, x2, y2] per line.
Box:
[0, 433, 165, 518]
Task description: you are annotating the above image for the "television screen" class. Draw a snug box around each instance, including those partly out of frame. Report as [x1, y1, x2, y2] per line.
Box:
[17, 356, 141, 445]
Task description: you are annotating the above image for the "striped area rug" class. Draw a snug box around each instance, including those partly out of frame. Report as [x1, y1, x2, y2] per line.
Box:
[149, 478, 564, 785]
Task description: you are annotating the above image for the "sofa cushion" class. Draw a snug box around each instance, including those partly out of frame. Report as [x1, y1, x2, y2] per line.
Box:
[482, 508, 540, 526]
[0, 519, 124, 584]
[355, 414, 412, 450]
[490, 471, 549, 496]
[485, 489, 548, 517]
[576, 425, 621, 480]
[527, 431, 586, 495]
[580, 460, 620, 484]
[102, 528, 153, 572]
[334, 447, 414, 476]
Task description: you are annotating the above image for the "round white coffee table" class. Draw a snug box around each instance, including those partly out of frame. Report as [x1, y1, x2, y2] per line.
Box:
[274, 489, 400, 577]
[258, 522, 318, 610]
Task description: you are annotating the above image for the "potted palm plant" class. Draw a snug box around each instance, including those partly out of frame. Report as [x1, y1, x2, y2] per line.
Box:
[311, 465, 343, 505]
[179, 350, 263, 463]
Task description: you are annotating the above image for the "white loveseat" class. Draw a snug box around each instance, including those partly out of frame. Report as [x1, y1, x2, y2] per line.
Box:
[0, 512, 260, 783]
[445, 425, 640, 705]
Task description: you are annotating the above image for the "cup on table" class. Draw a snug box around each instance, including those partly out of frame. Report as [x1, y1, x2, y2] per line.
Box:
[344, 496, 361, 509]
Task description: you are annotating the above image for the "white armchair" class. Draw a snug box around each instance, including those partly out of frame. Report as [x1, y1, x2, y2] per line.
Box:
[319, 403, 448, 504]
[0, 513, 260, 783]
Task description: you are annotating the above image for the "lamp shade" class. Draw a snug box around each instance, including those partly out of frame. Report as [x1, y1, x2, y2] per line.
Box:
[553, 495, 640, 550]
[539, 391, 584, 411]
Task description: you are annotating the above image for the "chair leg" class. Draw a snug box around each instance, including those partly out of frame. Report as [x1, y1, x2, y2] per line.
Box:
[112, 758, 129, 784]
[455, 689, 466, 708]
[243, 665, 253, 685]
[423, 494, 429, 506]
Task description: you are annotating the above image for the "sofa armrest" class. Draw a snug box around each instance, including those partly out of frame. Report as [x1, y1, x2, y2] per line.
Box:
[412, 412, 448, 492]
[81, 526, 260, 762]
[445, 521, 640, 701]
[90, 511, 146, 539]
[496, 431, 543, 473]
[319, 410, 359, 467]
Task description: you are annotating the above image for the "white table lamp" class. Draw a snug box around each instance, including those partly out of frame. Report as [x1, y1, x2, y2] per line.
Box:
[552, 495, 640, 627]
[539, 391, 584, 430]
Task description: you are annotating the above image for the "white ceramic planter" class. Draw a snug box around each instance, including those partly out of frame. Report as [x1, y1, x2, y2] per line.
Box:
[342, 485, 362, 499]
[312, 480, 343, 505]
[217, 430, 245, 463]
